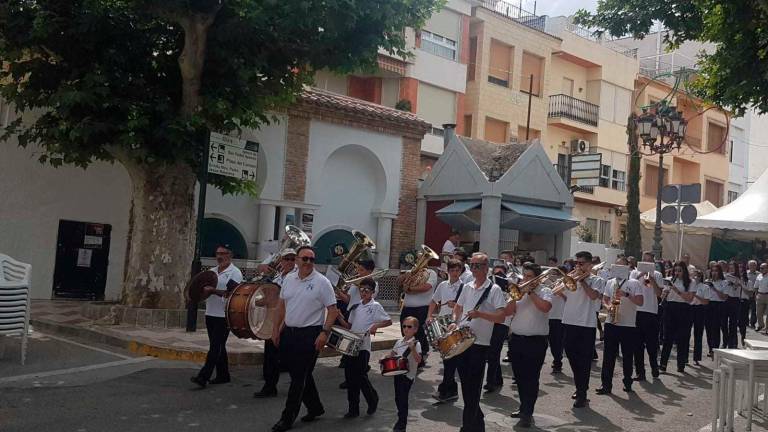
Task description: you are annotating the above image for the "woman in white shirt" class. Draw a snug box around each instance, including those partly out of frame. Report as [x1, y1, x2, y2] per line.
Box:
[659, 262, 695, 374]
[689, 270, 710, 365]
[707, 264, 730, 354]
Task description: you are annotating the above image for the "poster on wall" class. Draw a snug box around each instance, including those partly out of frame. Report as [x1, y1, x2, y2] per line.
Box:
[76, 248, 93, 268]
[302, 213, 314, 234]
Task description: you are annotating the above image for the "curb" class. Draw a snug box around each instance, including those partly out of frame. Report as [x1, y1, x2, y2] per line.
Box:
[30, 318, 398, 366]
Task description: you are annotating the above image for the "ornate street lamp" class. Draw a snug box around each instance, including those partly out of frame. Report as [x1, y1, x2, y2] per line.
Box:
[633, 101, 688, 259]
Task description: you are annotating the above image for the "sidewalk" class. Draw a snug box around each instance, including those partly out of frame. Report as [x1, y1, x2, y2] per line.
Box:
[30, 300, 403, 365]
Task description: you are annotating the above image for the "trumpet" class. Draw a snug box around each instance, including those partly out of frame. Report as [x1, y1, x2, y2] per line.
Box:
[509, 267, 574, 301]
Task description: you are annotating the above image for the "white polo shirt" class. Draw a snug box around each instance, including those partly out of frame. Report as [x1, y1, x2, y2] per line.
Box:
[508, 285, 553, 336]
[348, 299, 390, 352]
[392, 338, 422, 380]
[273, 267, 297, 287]
[706, 280, 726, 302]
[548, 293, 565, 320]
[561, 275, 603, 328]
[280, 269, 336, 328]
[403, 268, 437, 308]
[723, 277, 740, 298]
[205, 264, 243, 317]
[456, 278, 506, 346]
[756, 273, 768, 294]
[432, 279, 463, 316]
[634, 271, 663, 315]
[691, 282, 711, 306]
[665, 278, 693, 303]
[459, 267, 474, 284]
[747, 270, 759, 293]
[603, 278, 643, 327]
[442, 240, 457, 254]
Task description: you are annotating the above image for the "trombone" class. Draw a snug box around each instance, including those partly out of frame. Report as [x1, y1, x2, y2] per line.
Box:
[509, 267, 575, 301]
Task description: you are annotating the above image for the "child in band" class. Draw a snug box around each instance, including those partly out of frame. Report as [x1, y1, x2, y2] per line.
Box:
[427, 259, 465, 402]
[388, 316, 423, 432]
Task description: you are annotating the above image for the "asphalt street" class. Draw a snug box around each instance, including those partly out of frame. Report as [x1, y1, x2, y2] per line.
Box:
[2, 330, 768, 432]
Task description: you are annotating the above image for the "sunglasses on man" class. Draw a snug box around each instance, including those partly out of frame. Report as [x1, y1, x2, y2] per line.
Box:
[469, 262, 487, 270]
[402, 324, 414, 329]
[299, 256, 315, 263]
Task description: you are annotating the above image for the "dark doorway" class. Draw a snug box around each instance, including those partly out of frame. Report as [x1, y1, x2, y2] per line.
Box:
[201, 217, 248, 259]
[52, 220, 112, 300]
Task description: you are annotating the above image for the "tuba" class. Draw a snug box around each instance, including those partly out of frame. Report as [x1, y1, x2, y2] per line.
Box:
[253, 225, 311, 282]
[398, 245, 440, 309]
[333, 230, 376, 294]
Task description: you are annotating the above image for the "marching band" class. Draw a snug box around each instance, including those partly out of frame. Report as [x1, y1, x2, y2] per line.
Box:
[190, 225, 759, 431]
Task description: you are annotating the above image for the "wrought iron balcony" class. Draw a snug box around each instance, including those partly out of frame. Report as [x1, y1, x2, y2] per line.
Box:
[548, 94, 599, 127]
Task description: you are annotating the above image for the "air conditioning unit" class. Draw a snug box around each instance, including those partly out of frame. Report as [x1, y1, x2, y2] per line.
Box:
[570, 139, 590, 154]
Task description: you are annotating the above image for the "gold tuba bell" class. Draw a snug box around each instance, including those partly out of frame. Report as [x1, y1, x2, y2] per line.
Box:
[254, 225, 311, 282]
[398, 245, 439, 309]
[333, 230, 376, 294]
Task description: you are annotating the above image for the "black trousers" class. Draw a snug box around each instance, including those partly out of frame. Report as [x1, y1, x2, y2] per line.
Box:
[438, 356, 458, 395]
[706, 301, 726, 351]
[393, 374, 413, 428]
[278, 326, 323, 424]
[660, 302, 693, 369]
[563, 324, 596, 399]
[485, 323, 508, 388]
[198, 315, 230, 381]
[692, 305, 707, 362]
[634, 311, 659, 378]
[548, 319, 565, 368]
[263, 339, 280, 391]
[738, 299, 751, 345]
[509, 333, 547, 416]
[344, 350, 377, 411]
[456, 344, 488, 432]
[601, 324, 637, 390]
[725, 297, 740, 348]
[750, 296, 758, 327]
[401, 306, 429, 356]
[658, 302, 665, 345]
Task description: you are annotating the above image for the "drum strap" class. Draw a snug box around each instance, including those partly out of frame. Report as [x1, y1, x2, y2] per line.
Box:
[466, 285, 493, 322]
[453, 283, 465, 303]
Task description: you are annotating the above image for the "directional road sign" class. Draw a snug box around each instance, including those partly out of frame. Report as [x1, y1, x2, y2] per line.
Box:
[207, 132, 259, 181]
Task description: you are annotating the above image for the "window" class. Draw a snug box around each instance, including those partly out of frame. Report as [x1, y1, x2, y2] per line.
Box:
[611, 169, 626, 191]
[644, 163, 668, 196]
[429, 126, 444, 137]
[488, 39, 513, 87]
[484, 117, 509, 144]
[468, 37, 477, 81]
[707, 122, 727, 154]
[556, 154, 570, 184]
[420, 30, 457, 61]
[599, 165, 611, 188]
[520, 52, 544, 96]
[705, 179, 724, 207]
[585, 218, 598, 240]
[599, 220, 612, 245]
[727, 190, 739, 204]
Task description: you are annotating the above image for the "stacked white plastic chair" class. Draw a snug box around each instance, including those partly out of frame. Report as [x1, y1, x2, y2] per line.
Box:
[712, 348, 768, 432]
[0, 253, 32, 365]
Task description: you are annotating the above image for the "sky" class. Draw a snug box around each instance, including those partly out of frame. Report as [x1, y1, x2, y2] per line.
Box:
[519, 0, 599, 17]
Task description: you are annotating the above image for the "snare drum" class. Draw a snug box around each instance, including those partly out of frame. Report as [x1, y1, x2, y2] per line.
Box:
[426, 314, 455, 348]
[326, 326, 364, 356]
[437, 326, 476, 359]
[379, 356, 409, 376]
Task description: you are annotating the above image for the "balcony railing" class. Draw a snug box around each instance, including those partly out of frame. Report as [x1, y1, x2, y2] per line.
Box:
[478, 0, 548, 34]
[548, 94, 599, 127]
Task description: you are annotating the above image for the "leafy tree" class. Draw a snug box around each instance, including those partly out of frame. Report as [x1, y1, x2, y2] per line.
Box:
[624, 114, 642, 259]
[0, 0, 441, 307]
[575, 0, 768, 116]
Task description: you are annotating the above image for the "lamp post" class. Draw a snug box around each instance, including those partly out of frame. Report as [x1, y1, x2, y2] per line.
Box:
[634, 102, 687, 259]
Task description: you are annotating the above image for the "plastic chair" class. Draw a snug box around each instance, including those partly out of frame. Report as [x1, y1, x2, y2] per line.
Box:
[0, 253, 32, 365]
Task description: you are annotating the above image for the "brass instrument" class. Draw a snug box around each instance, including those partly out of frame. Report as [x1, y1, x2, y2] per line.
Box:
[398, 245, 440, 309]
[508, 267, 573, 302]
[333, 230, 376, 294]
[607, 281, 623, 322]
[253, 225, 311, 282]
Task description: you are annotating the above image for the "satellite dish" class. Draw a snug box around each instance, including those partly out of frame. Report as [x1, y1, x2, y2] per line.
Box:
[660, 205, 678, 224]
[681, 205, 698, 224]
[661, 185, 679, 204]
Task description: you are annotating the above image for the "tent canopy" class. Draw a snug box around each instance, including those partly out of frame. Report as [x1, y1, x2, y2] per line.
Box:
[691, 169, 768, 232]
[640, 201, 718, 234]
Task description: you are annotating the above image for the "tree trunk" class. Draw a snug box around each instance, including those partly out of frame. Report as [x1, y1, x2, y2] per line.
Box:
[625, 114, 643, 258]
[120, 158, 197, 308]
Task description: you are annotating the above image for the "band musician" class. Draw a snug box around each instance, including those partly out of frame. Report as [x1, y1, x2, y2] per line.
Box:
[271, 246, 338, 432]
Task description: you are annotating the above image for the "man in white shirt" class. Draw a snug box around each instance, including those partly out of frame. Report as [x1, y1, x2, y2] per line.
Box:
[271, 246, 338, 432]
[254, 249, 297, 398]
[631, 252, 663, 381]
[596, 266, 644, 395]
[754, 263, 768, 332]
[453, 249, 474, 284]
[191, 244, 243, 388]
[503, 262, 553, 428]
[428, 259, 464, 402]
[562, 251, 604, 408]
[451, 252, 506, 432]
[400, 261, 438, 366]
[548, 266, 567, 374]
[442, 231, 460, 256]
[747, 260, 759, 328]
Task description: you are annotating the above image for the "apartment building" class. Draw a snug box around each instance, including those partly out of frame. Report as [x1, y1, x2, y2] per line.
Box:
[312, 0, 471, 167]
[634, 76, 731, 212]
[462, 3, 639, 248]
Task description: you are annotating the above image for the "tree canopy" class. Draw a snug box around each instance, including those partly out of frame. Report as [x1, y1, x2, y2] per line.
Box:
[576, 0, 768, 116]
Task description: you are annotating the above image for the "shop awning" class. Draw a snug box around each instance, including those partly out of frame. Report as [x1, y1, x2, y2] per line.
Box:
[435, 200, 481, 231]
[501, 201, 579, 233]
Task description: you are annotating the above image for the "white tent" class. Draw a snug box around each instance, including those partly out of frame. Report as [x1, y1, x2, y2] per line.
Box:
[691, 168, 768, 233]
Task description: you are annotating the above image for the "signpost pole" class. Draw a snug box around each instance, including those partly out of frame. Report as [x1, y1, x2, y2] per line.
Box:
[187, 130, 210, 332]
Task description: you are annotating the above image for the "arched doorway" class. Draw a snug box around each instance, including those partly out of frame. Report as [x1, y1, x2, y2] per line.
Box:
[313, 229, 356, 265]
[201, 217, 248, 259]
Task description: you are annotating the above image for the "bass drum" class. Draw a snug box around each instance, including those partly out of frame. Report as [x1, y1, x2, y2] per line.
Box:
[225, 282, 280, 339]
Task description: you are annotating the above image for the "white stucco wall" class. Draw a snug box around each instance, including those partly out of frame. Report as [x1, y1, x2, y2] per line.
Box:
[748, 111, 768, 183]
[729, 118, 749, 195]
[305, 120, 402, 244]
[0, 141, 131, 300]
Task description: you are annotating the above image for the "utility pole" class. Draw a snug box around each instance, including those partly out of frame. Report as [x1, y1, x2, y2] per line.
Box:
[525, 73, 533, 140]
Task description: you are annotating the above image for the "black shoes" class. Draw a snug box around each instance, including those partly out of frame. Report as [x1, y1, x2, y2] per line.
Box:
[483, 384, 500, 393]
[272, 420, 292, 432]
[571, 392, 578, 400]
[300, 409, 325, 422]
[517, 415, 533, 428]
[367, 396, 379, 415]
[209, 377, 230, 385]
[633, 375, 646, 382]
[595, 387, 611, 395]
[573, 398, 588, 408]
[190, 376, 207, 388]
[677, 366, 686, 374]
[651, 368, 660, 378]
[435, 391, 459, 402]
[510, 410, 522, 418]
[343, 410, 360, 419]
[254, 388, 277, 398]
[339, 381, 348, 389]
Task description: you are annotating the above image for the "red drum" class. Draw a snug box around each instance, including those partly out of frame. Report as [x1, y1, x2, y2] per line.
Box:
[379, 356, 409, 376]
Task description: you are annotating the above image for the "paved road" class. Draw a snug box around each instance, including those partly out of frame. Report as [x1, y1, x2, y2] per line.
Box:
[2, 330, 768, 431]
